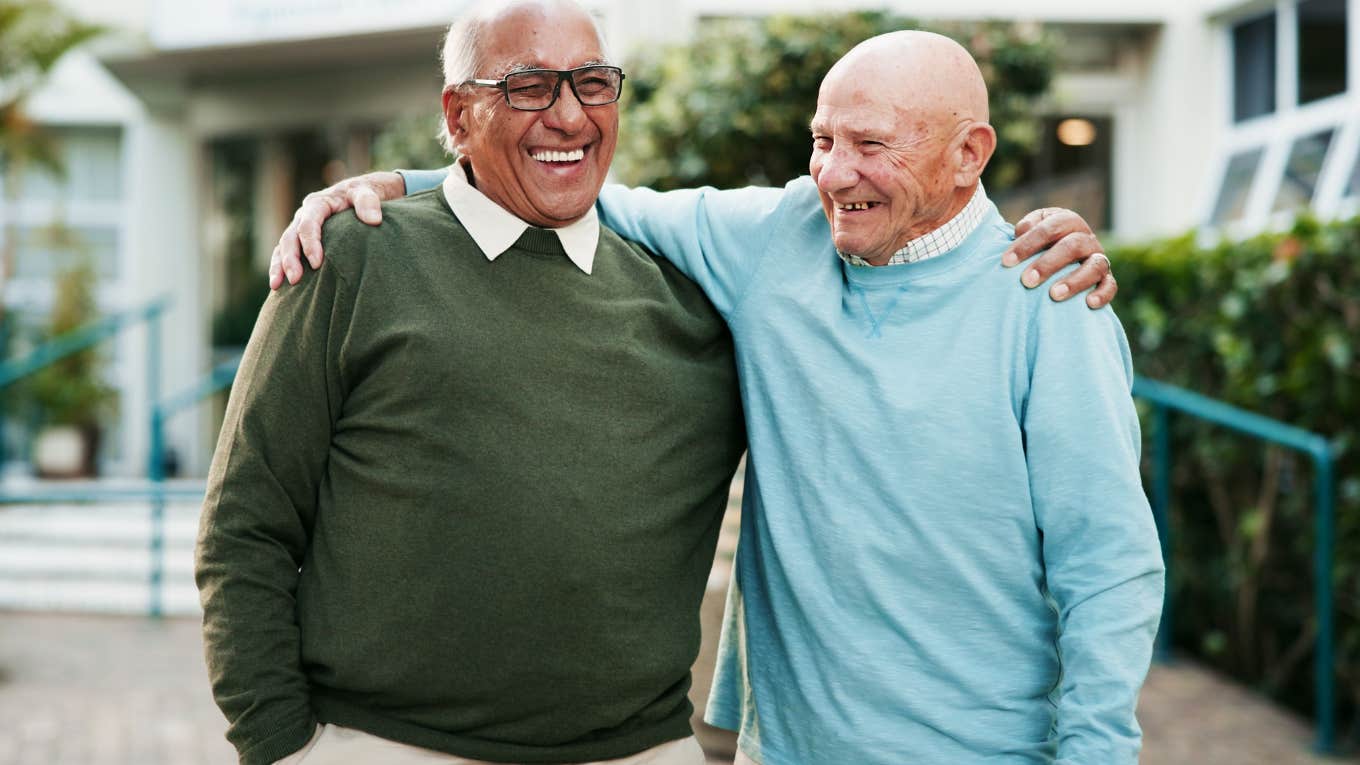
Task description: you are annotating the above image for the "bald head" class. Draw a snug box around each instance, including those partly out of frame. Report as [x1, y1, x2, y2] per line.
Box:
[824, 31, 989, 130]
[809, 30, 997, 265]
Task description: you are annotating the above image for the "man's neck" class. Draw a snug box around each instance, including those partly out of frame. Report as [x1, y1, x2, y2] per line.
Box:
[851, 184, 985, 268]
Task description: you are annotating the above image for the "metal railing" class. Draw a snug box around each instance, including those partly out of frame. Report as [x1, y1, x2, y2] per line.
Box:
[145, 355, 241, 616]
[1134, 375, 1338, 754]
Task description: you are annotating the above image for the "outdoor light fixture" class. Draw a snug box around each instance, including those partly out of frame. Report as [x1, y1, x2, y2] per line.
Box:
[1056, 118, 1098, 147]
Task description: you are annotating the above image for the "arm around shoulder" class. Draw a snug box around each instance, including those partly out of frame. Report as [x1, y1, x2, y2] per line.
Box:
[596, 182, 790, 316]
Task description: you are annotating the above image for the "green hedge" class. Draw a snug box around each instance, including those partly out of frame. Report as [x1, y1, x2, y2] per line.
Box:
[1111, 216, 1360, 742]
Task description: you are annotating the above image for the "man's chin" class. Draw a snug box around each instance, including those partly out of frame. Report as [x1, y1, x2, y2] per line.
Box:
[534, 199, 597, 227]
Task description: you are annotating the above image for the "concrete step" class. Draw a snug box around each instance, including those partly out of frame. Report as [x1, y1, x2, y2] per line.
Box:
[0, 542, 195, 579]
[0, 496, 203, 616]
[0, 507, 201, 546]
[0, 579, 201, 615]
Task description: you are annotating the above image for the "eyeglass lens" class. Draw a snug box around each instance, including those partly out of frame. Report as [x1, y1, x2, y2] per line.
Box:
[504, 67, 622, 109]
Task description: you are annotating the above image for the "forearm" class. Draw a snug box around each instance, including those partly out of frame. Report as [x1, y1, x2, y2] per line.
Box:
[197, 516, 317, 765]
[1050, 563, 1164, 763]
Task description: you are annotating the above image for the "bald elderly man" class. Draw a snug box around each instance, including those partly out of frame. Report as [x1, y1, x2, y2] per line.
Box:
[265, 15, 1159, 765]
[600, 34, 1162, 765]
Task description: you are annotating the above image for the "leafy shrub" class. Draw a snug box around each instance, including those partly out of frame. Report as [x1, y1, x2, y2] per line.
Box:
[1112, 216, 1360, 742]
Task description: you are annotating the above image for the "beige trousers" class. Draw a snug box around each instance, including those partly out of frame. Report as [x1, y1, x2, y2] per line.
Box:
[274, 724, 707, 765]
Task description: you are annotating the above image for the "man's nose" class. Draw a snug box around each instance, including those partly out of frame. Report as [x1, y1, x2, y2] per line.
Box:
[816, 146, 859, 193]
[542, 80, 589, 132]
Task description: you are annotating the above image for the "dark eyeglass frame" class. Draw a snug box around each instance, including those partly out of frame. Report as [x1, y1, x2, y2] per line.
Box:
[458, 65, 626, 111]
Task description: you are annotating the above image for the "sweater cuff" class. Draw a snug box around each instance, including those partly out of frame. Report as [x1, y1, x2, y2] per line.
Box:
[238, 715, 318, 765]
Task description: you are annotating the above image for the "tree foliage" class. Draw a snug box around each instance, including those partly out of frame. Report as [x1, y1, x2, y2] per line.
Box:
[0, 0, 102, 177]
[613, 12, 1055, 191]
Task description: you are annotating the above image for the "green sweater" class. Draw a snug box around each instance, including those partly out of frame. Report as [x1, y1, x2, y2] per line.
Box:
[196, 189, 744, 765]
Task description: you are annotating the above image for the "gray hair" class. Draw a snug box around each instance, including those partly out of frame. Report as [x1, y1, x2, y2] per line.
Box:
[437, 0, 611, 154]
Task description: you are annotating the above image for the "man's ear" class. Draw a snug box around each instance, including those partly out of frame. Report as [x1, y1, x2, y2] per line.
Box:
[953, 123, 997, 187]
[442, 86, 471, 156]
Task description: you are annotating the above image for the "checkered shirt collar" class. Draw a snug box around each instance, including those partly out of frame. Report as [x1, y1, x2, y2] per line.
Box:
[839, 185, 989, 268]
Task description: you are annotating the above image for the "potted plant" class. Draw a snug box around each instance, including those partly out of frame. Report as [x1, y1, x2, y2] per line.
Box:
[26, 259, 116, 477]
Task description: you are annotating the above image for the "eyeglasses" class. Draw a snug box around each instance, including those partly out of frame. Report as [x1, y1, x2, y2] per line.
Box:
[459, 65, 626, 111]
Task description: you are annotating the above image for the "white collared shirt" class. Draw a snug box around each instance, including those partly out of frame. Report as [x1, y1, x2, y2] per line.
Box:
[839, 184, 990, 268]
[441, 162, 600, 274]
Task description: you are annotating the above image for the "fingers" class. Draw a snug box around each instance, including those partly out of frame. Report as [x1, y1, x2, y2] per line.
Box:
[352, 185, 383, 226]
[296, 193, 337, 271]
[1015, 231, 1104, 290]
[270, 174, 398, 289]
[271, 217, 306, 288]
[1086, 270, 1118, 309]
[1039, 247, 1109, 301]
[1003, 208, 1094, 268]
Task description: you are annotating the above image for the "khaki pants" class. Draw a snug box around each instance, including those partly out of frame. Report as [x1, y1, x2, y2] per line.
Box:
[275, 724, 707, 765]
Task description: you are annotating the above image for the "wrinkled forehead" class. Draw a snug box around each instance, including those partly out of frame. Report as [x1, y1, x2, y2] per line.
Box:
[811, 99, 926, 142]
[479, 8, 607, 76]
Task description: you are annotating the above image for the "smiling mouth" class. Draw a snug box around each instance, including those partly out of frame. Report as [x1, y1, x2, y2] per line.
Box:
[530, 148, 586, 163]
[836, 202, 880, 211]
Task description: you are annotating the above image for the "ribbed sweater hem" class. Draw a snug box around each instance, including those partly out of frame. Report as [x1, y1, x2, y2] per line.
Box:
[312, 696, 695, 763]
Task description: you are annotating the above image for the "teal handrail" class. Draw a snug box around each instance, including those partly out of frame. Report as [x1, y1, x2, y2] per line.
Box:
[0, 298, 169, 390]
[145, 354, 242, 617]
[1133, 375, 1338, 754]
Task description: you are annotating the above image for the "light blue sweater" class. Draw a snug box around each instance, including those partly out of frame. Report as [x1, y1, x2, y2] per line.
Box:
[402, 170, 1165, 764]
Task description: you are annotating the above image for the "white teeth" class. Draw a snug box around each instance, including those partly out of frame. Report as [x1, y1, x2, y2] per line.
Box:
[838, 202, 873, 211]
[532, 148, 585, 162]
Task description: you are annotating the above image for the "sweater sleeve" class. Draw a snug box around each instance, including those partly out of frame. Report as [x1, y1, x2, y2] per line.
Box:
[398, 167, 451, 195]
[195, 243, 352, 765]
[596, 183, 787, 317]
[1022, 295, 1166, 764]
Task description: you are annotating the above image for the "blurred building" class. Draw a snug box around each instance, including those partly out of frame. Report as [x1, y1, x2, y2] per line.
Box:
[0, 0, 1352, 478]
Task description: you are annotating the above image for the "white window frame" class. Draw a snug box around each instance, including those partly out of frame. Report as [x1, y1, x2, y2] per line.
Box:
[1202, 0, 1358, 235]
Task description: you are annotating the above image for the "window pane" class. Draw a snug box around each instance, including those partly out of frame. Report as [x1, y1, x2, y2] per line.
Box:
[12, 225, 119, 280]
[1298, 0, 1347, 104]
[1211, 148, 1264, 224]
[1234, 14, 1277, 122]
[1273, 129, 1334, 212]
[1346, 146, 1360, 198]
[15, 127, 123, 204]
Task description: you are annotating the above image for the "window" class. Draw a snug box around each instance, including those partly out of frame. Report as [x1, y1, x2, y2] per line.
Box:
[1274, 129, 1335, 211]
[12, 225, 119, 280]
[1345, 148, 1360, 198]
[1234, 14, 1277, 122]
[17, 127, 123, 203]
[1211, 149, 1265, 224]
[1298, 0, 1348, 104]
[1208, 1, 1356, 230]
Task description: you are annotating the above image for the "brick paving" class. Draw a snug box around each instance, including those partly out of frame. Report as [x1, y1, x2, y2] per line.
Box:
[0, 474, 1352, 765]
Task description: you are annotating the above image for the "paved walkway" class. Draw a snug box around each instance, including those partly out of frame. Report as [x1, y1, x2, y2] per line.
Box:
[0, 608, 1350, 765]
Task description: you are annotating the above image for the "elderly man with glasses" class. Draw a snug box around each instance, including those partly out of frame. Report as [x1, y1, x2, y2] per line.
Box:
[197, 3, 741, 765]
[200, 2, 1131, 765]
